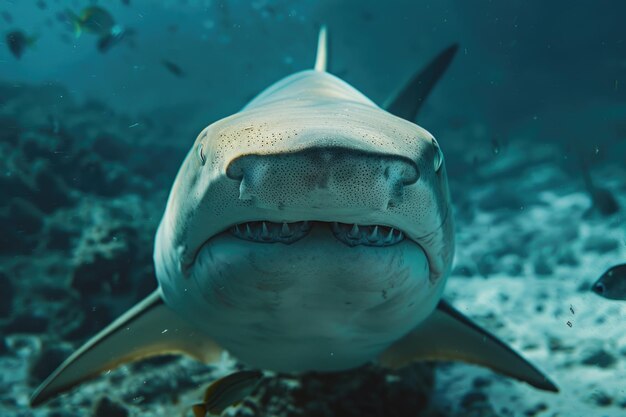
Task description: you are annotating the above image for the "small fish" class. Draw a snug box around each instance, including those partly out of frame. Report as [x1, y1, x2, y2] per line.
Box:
[121, 0, 131, 5]
[191, 370, 263, 417]
[592, 264, 626, 300]
[6, 30, 37, 59]
[162, 59, 185, 77]
[36, 0, 47, 10]
[67, 6, 116, 38]
[97, 27, 135, 53]
[579, 158, 620, 217]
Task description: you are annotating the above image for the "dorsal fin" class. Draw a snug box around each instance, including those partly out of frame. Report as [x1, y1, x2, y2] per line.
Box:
[314, 25, 328, 72]
[385, 44, 459, 122]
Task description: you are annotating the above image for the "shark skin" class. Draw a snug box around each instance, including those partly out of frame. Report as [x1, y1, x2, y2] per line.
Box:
[31, 27, 557, 408]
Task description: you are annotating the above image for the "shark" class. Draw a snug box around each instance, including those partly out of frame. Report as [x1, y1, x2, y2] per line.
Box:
[31, 27, 558, 409]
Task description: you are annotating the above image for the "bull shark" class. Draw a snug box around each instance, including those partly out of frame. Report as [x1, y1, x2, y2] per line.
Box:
[31, 27, 558, 409]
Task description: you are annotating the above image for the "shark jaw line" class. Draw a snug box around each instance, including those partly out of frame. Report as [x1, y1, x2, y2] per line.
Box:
[179, 207, 450, 277]
[229, 220, 406, 247]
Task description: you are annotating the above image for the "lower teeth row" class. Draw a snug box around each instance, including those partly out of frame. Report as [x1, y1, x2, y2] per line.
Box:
[229, 221, 405, 247]
[331, 222, 404, 247]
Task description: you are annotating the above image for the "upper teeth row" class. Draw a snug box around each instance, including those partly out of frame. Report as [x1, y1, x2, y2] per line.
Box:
[229, 221, 405, 247]
[331, 222, 404, 247]
[231, 221, 311, 244]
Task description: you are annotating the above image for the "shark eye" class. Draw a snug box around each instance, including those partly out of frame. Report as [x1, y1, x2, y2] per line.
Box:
[197, 143, 206, 165]
[432, 137, 443, 172]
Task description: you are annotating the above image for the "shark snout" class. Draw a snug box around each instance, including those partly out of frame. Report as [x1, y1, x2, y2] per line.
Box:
[226, 147, 419, 211]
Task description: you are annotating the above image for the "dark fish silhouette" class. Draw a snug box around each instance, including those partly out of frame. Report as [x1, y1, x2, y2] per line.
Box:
[592, 264, 626, 300]
[580, 158, 619, 217]
[97, 28, 135, 53]
[162, 59, 185, 77]
[67, 6, 116, 38]
[6, 30, 37, 59]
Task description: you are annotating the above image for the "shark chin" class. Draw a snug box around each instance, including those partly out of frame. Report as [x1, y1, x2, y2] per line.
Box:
[178, 222, 437, 372]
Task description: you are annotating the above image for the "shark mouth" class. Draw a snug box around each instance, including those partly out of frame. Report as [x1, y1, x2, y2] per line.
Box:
[229, 221, 405, 247]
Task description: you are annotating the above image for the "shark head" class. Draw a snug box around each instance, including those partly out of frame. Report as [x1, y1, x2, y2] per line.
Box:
[156, 70, 453, 279]
[154, 69, 454, 371]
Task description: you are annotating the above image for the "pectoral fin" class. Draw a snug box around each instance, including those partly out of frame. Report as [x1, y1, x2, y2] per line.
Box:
[379, 300, 558, 392]
[31, 288, 222, 406]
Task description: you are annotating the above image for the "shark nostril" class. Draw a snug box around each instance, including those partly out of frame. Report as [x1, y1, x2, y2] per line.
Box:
[226, 149, 418, 210]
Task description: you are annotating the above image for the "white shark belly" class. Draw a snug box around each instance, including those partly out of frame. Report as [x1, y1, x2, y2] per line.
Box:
[162, 226, 439, 372]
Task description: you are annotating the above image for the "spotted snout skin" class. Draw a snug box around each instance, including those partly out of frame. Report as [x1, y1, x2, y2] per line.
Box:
[226, 148, 419, 212]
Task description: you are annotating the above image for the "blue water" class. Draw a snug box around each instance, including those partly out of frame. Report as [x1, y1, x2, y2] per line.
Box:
[2, 1, 624, 151]
[1, 1, 625, 416]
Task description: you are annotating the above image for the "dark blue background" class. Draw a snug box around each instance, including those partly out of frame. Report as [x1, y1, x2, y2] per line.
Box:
[1, 0, 625, 159]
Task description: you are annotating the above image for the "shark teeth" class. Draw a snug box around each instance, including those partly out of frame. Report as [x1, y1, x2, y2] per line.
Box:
[230, 221, 311, 244]
[229, 221, 405, 247]
[331, 222, 404, 247]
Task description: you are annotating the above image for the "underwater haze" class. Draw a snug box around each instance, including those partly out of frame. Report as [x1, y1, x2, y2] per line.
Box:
[1, 1, 625, 416]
